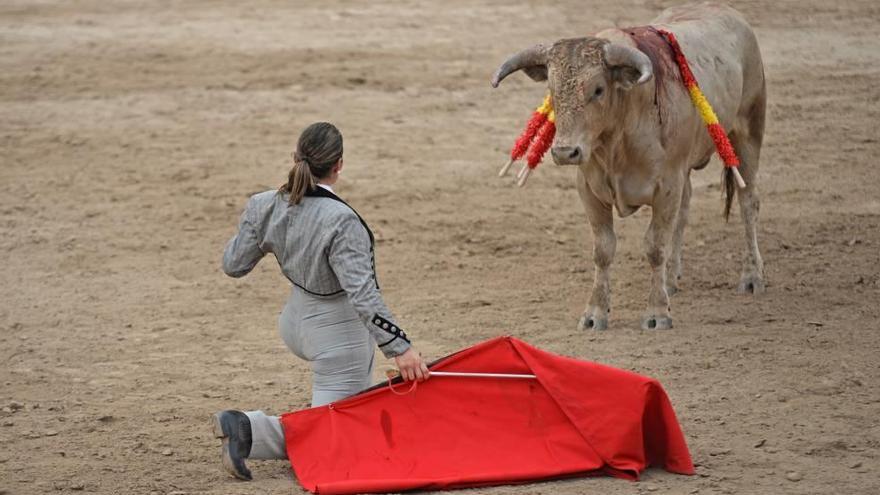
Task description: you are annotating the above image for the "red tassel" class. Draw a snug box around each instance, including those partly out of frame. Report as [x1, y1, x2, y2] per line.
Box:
[526, 119, 556, 168]
[659, 28, 743, 179]
[707, 123, 740, 167]
[658, 30, 698, 88]
[511, 112, 548, 161]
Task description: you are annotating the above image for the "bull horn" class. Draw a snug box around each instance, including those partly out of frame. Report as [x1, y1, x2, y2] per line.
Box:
[490, 44, 549, 88]
[603, 43, 653, 85]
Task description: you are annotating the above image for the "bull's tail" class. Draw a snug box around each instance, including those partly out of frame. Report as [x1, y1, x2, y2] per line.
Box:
[722, 166, 736, 221]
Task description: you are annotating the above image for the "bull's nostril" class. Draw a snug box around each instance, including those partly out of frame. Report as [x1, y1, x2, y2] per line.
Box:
[551, 146, 584, 164]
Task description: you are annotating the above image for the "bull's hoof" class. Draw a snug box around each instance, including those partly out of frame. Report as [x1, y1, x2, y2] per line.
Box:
[737, 275, 765, 295]
[578, 313, 608, 331]
[641, 315, 673, 330]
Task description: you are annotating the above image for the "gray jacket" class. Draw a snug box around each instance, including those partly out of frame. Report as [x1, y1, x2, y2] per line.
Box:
[222, 187, 411, 358]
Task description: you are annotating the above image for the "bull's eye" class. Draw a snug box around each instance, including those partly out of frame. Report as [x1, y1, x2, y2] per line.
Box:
[592, 86, 605, 100]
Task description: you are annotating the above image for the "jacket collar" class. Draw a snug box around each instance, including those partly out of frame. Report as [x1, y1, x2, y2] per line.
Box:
[305, 186, 375, 245]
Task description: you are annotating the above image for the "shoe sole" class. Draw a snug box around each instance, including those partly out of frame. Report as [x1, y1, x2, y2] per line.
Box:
[212, 413, 252, 481]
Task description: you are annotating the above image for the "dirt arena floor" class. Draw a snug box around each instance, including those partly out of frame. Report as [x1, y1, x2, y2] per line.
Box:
[2, 0, 879, 493]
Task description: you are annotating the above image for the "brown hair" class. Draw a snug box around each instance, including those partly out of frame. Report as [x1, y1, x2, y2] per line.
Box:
[280, 122, 344, 204]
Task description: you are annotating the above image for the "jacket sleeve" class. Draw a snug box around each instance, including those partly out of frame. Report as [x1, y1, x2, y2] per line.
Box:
[222, 196, 266, 278]
[328, 214, 412, 358]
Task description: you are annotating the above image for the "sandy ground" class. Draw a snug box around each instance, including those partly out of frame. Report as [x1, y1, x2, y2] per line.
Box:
[1, 0, 879, 493]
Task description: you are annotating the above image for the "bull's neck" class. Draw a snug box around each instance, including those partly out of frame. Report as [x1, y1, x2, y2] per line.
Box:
[592, 81, 659, 173]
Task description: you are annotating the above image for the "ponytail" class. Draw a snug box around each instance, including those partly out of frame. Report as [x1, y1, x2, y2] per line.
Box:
[280, 122, 344, 205]
[286, 153, 316, 205]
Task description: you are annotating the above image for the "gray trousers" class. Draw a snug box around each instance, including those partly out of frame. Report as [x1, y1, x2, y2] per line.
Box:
[245, 286, 375, 460]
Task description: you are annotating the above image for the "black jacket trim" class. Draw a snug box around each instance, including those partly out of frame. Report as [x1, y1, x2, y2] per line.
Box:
[271, 257, 346, 297]
[372, 314, 410, 347]
[290, 278, 345, 297]
[378, 334, 399, 348]
[305, 186, 375, 245]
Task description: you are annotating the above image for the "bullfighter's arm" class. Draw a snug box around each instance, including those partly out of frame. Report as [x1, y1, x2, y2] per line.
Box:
[328, 213, 412, 358]
[222, 195, 266, 278]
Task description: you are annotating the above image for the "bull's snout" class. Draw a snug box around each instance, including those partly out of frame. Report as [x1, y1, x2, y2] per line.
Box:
[550, 146, 583, 165]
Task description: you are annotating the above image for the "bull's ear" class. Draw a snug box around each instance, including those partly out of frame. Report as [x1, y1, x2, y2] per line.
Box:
[611, 66, 644, 90]
[603, 43, 653, 90]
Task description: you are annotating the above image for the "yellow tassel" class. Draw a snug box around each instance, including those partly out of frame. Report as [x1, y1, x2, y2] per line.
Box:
[537, 94, 552, 115]
[688, 86, 719, 126]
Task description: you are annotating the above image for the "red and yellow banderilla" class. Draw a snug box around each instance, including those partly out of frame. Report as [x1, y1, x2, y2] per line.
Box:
[499, 94, 556, 187]
[658, 28, 746, 189]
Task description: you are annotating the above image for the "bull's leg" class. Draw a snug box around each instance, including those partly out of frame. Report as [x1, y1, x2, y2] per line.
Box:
[730, 133, 764, 294]
[576, 169, 615, 331]
[642, 176, 683, 330]
[730, 93, 766, 294]
[667, 172, 692, 295]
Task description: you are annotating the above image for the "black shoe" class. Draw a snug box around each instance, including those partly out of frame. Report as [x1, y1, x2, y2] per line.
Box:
[212, 410, 253, 481]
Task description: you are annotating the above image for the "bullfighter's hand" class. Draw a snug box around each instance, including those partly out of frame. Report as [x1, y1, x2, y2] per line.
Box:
[394, 347, 430, 382]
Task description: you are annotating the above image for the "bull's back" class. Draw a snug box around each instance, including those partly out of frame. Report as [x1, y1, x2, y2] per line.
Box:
[652, 2, 764, 128]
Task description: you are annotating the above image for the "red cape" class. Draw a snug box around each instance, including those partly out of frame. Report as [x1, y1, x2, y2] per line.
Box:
[280, 336, 694, 494]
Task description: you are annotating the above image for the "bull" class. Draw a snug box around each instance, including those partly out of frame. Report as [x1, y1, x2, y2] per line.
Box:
[491, 2, 766, 330]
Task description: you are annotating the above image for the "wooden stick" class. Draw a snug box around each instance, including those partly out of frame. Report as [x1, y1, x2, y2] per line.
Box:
[517, 166, 532, 187]
[385, 369, 537, 379]
[430, 371, 537, 379]
[498, 158, 515, 177]
[731, 167, 747, 189]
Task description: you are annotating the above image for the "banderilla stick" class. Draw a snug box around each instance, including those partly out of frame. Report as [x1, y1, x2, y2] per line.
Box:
[731, 167, 747, 189]
[498, 158, 516, 177]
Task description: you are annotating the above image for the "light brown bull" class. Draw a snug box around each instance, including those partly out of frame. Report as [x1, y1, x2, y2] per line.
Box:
[491, 2, 766, 330]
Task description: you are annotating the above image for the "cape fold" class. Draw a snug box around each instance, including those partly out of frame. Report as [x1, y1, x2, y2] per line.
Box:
[280, 336, 694, 494]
